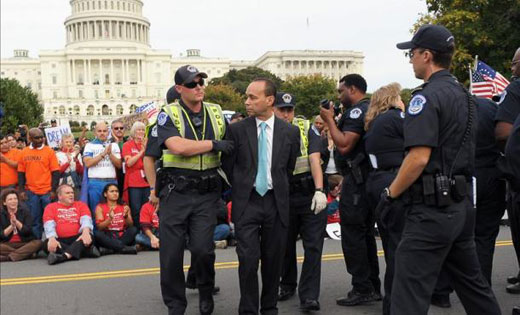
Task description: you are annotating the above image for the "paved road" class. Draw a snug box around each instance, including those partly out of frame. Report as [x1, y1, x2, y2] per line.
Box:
[1, 226, 518, 315]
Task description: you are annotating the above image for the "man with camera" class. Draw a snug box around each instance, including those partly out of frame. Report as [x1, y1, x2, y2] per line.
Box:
[320, 74, 381, 306]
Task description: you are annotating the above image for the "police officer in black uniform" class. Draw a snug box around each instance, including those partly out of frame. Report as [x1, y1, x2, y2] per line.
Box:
[154, 65, 233, 315]
[274, 92, 328, 311]
[496, 47, 520, 294]
[363, 83, 406, 315]
[320, 74, 381, 306]
[380, 24, 501, 315]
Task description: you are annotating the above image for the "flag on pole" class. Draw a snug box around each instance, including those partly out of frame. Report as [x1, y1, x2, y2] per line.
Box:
[135, 101, 158, 119]
[470, 60, 510, 99]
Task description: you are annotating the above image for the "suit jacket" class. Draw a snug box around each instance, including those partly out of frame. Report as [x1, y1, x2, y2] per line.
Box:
[222, 116, 300, 227]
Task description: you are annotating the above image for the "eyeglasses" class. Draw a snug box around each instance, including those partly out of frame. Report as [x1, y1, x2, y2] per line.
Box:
[183, 79, 205, 89]
[113, 127, 124, 131]
[32, 136, 44, 139]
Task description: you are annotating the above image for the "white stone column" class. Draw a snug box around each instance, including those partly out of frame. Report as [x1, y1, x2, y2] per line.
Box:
[138, 60, 142, 82]
[72, 60, 76, 84]
[69, 60, 73, 83]
[110, 59, 114, 85]
[88, 59, 92, 84]
[99, 59, 103, 86]
[83, 59, 87, 83]
[101, 20, 105, 38]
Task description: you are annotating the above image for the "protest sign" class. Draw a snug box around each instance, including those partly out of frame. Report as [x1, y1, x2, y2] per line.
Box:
[113, 111, 148, 131]
[44, 122, 71, 148]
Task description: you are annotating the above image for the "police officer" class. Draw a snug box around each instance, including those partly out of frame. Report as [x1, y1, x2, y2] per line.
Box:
[381, 24, 501, 315]
[273, 92, 327, 311]
[154, 65, 233, 315]
[363, 83, 405, 315]
[495, 47, 520, 294]
[320, 74, 381, 306]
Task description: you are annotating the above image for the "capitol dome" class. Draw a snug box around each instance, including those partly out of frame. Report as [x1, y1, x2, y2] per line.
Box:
[65, 0, 150, 48]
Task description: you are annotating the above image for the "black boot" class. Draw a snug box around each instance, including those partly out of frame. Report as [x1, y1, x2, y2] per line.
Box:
[99, 247, 115, 256]
[47, 252, 67, 265]
[120, 246, 138, 255]
[199, 293, 214, 315]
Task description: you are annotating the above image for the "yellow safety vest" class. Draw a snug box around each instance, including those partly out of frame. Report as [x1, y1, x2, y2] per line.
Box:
[293, 117, 311, 175]
[161, 102, 225, 171]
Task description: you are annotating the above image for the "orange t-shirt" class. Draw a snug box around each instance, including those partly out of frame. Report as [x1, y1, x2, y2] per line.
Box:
[0, 149, 21, 187]
[18, 146, 60, 194]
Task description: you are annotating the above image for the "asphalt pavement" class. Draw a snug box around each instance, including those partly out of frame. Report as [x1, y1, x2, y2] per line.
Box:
[0, 226, 518, 315]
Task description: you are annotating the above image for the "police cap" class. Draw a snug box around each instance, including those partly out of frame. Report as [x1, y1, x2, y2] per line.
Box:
[396, 24, 455, 53]
[166, 85, 180, 103]
[174, 65, 208, 85]
[275, 92, 296, 108]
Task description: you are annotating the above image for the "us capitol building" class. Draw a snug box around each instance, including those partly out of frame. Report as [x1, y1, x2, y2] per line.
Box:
[0, 0, 364, 126]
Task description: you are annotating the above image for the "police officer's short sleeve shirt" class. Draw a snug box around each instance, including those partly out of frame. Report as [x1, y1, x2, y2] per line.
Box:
[144, 123, 162, 159]
[505, 114, 520, 180]
[307, 126, 321, 155]
[495, 80, 520, 124]
[341, 99, 369, 135]
[403, 85, 439, 149]
[365, 108, 405, 154]
[156, 110, 181, 147]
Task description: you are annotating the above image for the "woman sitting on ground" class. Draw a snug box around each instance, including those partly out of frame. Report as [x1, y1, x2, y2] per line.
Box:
[94, 184, 138, 255]
[0, 189, 42, 262]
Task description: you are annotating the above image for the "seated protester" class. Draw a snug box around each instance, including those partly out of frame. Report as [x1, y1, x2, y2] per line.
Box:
[43, 184, 100, 265]
[214, 199, 230, 249]
[326, 174, 342, 224]
[94, 184, 138, 255]
[0, 189, 42, 262]
[135, 201, 159, 250]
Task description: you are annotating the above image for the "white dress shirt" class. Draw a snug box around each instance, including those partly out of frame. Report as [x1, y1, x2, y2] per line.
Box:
[255, 114, 275, 189]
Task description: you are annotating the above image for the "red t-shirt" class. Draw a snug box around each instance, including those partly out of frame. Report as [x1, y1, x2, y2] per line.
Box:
[9, 230, 22, 243]
[122, 140, 148, 188]
[43, 201, 91, 238]
[96, 203, 127, 236]
[139, 202, 159, 230]
[327, 193, 340, 224]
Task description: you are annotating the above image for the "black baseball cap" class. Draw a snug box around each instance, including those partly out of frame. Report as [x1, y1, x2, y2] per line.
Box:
[166, 85, 180, 103]
[174, 65, 208, 85]
[275, 92, 296, 108]
[396, 24, 455, 53]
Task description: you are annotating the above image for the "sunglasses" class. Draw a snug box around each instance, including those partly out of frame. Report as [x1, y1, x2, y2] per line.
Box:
[183, 79, 205, 89]
[113, 127, 124, 131]
[32, 136, 44, 139]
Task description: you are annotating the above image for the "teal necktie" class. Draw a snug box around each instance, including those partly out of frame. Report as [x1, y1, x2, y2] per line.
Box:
[255, 122, 268, 196]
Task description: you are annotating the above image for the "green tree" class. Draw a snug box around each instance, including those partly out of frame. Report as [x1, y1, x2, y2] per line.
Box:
[205, 84, 245, 113]
[400, 88, 413, 105]
[281, 74, 337, 119]
[0, 78, 44, 134]
[210, 67, 283, 95]
[415, 0, 520, 82]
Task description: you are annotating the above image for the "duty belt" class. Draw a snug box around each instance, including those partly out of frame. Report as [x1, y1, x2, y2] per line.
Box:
[158, 171, 220, 195]
[403, 174, 471, 207]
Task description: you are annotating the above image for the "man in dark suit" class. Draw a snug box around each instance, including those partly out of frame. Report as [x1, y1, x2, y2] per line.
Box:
[222, 78, 301, 315]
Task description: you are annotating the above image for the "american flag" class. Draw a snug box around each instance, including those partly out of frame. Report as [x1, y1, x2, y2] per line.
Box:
[136, 101, 158, 119]
[470, 60, 510, 99]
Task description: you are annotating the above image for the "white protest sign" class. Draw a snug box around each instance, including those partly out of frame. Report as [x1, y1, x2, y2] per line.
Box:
[326, 223, 342, 240]
[44, 123, 71, 148]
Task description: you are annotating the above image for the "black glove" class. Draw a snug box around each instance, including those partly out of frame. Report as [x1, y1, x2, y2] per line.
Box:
[375, 188, 393, 229]
[212, 140, 234, 155]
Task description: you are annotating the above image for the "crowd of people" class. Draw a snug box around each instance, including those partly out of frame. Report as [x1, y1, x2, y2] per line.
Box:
[1, 23, 519, 315]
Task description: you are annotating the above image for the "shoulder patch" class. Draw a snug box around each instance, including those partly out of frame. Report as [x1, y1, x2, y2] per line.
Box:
[151, 125, 158, 137]
[400, 112, 405, 119]
[350, 108, 362, 119]
[157, 112, 168, 126]
[408, 95, 426, 116]
[497, 90, 507, 105]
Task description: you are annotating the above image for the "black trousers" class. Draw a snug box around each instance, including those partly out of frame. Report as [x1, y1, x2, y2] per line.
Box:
[339, 174, 380, 294]
[94, 226, 138, 251]
[235, 190, 287, 315]
[280, 197, 327, 302]
[510, 188, 520, 271]
[159, 188, 218, 315]
[366, 170, 405, 315]
[43, 234, 89, 260]
[391, 197, 501, 315]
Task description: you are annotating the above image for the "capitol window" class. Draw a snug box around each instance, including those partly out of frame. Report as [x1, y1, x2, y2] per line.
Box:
[129, 104, 136, 114]
[116, 104, 123, 115]
[59, 106, 66, 115]
[53, 91, 58, 99]
[52, 75, 57, 85]
[74, 105, 80, 115]
[102, 104, 109, 115]
[87, 105, 95, 116]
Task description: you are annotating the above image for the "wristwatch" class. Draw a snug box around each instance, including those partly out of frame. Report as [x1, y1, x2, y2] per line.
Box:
[315, 188, 324, 193]
[383, 187, 394, 201]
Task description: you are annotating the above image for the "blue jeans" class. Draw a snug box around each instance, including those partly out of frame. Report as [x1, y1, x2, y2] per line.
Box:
[87, 179, 117, 221]
[214, 224, 230, 241]
[128, 187, 150, 230]
[135, 230, 159, 249]
[26, 191, 51, 239]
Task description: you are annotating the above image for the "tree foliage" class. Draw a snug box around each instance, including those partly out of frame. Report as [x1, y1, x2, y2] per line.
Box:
[210, 67, 283, 95]
[281, 74, 337, 119]
[205, 84, 245, 113]
[415, 0, 520, 82]
[0, 78, 44, 134]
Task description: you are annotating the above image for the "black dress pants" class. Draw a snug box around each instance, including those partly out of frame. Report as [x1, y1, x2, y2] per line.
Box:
[94, 226, 138, 252]
[509, 188, 520, 272]
[280, 196, 327, 302]
[235, 191, 287, 315]
[339, 173, 380, 294]
[391, 198, 501, 315]
[159, 189, 218, 315]
[43, 234, 88, 260]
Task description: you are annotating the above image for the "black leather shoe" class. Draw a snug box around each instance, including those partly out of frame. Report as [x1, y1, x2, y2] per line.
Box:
[373, 291, 383, 301]
[507, 283, 520, 294]
[86, 246, 101, 258]
[212, 286, 220, 295]
[336, 290, 377, 306]
[513, 306, 520, 315]
[278, 288, 296, 301]
[120, 246, 138, 255]
[300, 299, 320, 311]
[47, 252, 67, 265]
[99, 247, 114, 256]
[199, 296, 214, 315]
[508, 276, 520, 285]
[431, 294, 451, 308]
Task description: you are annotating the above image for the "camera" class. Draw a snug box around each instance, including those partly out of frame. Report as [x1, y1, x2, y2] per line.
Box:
[320, 99, 330, 109]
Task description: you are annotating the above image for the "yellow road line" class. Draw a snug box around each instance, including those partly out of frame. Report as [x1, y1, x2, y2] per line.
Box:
[0, 241, 513, 286]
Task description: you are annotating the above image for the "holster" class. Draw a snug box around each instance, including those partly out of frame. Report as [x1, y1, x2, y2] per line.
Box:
[347, 153, 365, 185]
